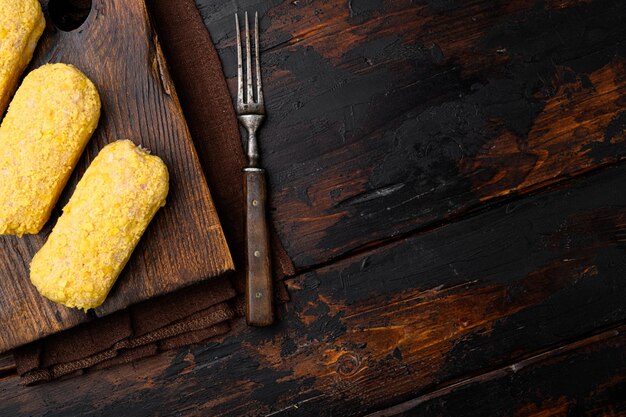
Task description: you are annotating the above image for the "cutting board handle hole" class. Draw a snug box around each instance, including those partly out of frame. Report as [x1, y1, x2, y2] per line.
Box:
[49, 0, 92, 32]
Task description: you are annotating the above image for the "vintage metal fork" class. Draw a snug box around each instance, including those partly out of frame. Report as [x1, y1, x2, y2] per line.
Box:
[236, 12, 273, 327]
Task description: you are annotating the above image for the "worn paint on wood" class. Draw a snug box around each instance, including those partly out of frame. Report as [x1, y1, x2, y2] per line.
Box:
[1, 1, 625, 415]
[199, 0, 626, 268]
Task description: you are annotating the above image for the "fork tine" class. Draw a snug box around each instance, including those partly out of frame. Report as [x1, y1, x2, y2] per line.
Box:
[245, 11, 254, 103]
[236, 14, 244, 105]
[255, 12, 263, 104]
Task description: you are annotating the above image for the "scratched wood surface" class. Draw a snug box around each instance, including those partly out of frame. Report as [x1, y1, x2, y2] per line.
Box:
[0, 0, 233, 353]
[1, 0, 626, 415]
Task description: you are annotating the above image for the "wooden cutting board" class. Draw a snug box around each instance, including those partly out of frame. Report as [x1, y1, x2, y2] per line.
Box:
[0, 0, 234, 352]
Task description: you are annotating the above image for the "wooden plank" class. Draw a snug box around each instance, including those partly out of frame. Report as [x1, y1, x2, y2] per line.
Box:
[197, 0, 626, 268]
[368, 325, 626, 417]
[0, 0, 234, 353]
[1, 158, 625, 416]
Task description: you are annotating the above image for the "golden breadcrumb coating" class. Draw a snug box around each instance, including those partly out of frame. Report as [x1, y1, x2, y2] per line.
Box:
[30, 140, 169, 310]
[0, 63, 101, 236]
[0, 0, 45, 115]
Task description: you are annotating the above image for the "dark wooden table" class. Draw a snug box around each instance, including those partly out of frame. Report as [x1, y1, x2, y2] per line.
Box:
[2, 0, 626, 415]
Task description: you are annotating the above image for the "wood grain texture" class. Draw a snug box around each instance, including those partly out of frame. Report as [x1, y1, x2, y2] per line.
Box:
[0, 0, 234, 353]
[368, 325, 626, 417]
[1, 157, 625, 416]
[245, 169, 274, 326]
[197, 0, 626, 268]
[1, 1, 624, 415]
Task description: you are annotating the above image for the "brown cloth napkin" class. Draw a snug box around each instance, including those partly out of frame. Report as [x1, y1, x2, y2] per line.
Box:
[13, 0, 295, 385]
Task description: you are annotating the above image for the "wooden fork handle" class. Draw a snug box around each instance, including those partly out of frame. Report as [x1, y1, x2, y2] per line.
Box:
[244, 167, 274, 326]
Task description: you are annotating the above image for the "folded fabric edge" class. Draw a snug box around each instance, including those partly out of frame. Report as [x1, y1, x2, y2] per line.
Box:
[20, 319, 233, 386]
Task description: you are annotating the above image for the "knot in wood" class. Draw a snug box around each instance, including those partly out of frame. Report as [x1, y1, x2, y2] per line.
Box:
[336, 352, 361, 376]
